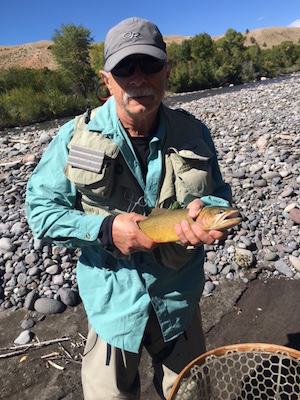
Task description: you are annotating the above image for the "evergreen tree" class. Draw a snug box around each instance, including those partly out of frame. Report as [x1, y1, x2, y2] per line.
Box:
[214, 29, 246, 84]
[190, 33, 216, 89]
[90, 42, 105, 74]
[51, 23, 96, 97]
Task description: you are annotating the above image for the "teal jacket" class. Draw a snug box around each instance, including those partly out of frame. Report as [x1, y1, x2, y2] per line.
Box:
[25, 97, 232, 353]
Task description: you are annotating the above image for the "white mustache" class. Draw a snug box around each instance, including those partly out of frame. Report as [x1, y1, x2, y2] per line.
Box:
[123, 87, 157, 103]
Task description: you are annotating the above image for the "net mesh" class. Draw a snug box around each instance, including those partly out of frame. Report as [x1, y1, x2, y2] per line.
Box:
[170, 345, 300, 400]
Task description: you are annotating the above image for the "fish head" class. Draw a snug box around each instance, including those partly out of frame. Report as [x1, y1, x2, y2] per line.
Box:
[197, 206, 242, 231]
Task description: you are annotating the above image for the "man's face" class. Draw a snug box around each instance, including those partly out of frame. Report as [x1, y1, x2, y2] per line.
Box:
[100, 55, 171, 121]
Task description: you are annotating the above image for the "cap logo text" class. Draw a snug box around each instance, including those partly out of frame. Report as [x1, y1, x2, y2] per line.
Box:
[122, 32, 140, 39]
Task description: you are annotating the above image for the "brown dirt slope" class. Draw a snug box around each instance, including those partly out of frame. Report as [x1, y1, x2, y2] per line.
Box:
[0, 27, 300, 70]
[0, 40, 58, 70]
[166, 27, 300, 48]
[243, 26, 300, 48]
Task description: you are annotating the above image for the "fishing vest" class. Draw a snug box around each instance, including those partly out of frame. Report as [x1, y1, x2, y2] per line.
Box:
[63, 104, 216, 218]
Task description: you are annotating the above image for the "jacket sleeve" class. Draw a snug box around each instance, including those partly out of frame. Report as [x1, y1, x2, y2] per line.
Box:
[25, 120, 105, 249]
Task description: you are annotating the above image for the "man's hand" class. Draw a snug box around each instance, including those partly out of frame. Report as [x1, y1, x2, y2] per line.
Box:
[174, 198, 228, 247]
[112, 213, 158, 255]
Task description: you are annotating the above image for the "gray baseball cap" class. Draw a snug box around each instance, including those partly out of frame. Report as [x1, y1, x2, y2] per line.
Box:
[103, 17, 167, 72]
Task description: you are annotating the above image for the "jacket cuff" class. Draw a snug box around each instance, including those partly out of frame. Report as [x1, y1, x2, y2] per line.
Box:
[98, 215, 117, 251]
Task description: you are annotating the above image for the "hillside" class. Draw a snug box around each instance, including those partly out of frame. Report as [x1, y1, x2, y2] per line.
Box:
[235, 26, 300, 48]
[0, 40, 58, 70]
[0, 27, 300, 70]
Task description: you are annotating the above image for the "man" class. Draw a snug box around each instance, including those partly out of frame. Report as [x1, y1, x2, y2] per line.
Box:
[25, 17, 232, 399]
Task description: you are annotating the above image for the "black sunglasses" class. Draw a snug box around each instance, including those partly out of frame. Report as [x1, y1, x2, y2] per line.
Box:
[111, 56, 166, 77]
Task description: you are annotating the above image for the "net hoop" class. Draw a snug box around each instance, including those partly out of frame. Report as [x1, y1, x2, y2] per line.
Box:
[168, 343, 300, 400]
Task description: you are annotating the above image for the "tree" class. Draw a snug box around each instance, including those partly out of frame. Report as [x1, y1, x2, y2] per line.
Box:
[90, 42, 105, 74]
[189, 33, 216, 89]
[51, 23, 96, 97]
[167, 41, 192, 92]
[214, 29, 246, 84]
[243, 44, 263, 81]
[190, 33, 214, 60]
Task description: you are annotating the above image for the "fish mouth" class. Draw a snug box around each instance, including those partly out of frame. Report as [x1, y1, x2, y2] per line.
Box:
[225, 210, 241, 219]
[219, 210, 242, 228]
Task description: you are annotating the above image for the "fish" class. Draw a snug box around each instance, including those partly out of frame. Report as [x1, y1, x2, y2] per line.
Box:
[138, 206, 242, 243]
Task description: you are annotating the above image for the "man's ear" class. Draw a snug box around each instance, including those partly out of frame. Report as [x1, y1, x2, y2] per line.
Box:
[99, 70, 112, 94]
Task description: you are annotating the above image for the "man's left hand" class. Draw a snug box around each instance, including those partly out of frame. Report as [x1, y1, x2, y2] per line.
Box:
[174, 198, 228, 247]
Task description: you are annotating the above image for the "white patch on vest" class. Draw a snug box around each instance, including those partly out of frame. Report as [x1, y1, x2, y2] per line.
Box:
[67, 144, 105, 173]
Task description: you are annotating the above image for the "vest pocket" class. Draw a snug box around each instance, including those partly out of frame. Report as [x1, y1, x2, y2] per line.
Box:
[169, 146, 216, 204]
[64, 151, 118, 200]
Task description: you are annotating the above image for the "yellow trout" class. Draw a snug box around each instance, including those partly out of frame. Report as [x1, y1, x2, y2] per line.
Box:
[138, 206, 242, 243]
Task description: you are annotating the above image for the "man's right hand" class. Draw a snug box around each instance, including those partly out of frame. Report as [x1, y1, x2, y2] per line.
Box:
[112, 213, 158, 255]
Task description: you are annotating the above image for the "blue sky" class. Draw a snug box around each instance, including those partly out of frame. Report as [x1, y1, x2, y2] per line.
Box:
[1, 0, 299, 46]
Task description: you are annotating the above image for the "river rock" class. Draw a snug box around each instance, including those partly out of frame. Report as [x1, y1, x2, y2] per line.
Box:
[24, 253, 39, 266]
[22, 154, 38, 164]
[289, 255, 300, 272]
[11, 221, 23, 235]
[21, 318, 35, 330]
[57, 288, 81, 306]
[0, 238, 15, 252]
[34, 298, 66, 314]
[204, 262, 218, 276]
[234, 248, 255, 268]
[46, 264, 61, 275]
[14, 330, 34, 345]
[24, 290, 39, 310]
[203, 280, 215, 296]
[264, 251, 278, 261]
[274, 260, 294, 278]
[289, 208, 300, 224]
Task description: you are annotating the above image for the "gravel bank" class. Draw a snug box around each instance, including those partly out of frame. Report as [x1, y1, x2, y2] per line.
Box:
[0, 74, 299, 325]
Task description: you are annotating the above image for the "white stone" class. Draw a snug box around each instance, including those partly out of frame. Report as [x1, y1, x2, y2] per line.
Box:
[289, 255, 300, 272]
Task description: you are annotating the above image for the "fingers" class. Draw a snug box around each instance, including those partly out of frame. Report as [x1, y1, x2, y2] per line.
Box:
[187, 199, 205, 220]
[175, 220, 205, 247]
[112, 213, 157, 255]
[175, 220, 227, 247]
[208, 229, 228, 241]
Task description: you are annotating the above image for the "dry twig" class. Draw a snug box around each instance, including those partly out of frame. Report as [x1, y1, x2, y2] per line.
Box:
[0, 337, 71, 359]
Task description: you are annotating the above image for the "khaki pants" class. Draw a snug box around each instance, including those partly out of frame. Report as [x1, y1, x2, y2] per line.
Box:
[82, 306, 206, 400]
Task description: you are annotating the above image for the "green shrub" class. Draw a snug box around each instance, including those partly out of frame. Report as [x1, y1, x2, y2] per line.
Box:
[0, 68, 100, 129]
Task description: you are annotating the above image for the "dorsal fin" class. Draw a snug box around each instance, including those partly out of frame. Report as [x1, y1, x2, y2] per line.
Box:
[148, 208, 169, 217]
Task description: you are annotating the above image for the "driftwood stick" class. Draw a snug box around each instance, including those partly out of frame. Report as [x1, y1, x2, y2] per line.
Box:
[0, 159, 22, 167]
[0, 347, 32, 359]
[77, 332, 87, 341]
[0, 337, 71, 359]
[41, 352, 60, 359]
[47, 360, 65, 370]
[59, 344, 72, 359]
[65, 358, 82, 365]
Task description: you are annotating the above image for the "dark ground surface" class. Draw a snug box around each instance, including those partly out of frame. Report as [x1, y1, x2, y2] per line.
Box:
[0, 277, 299, 400]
